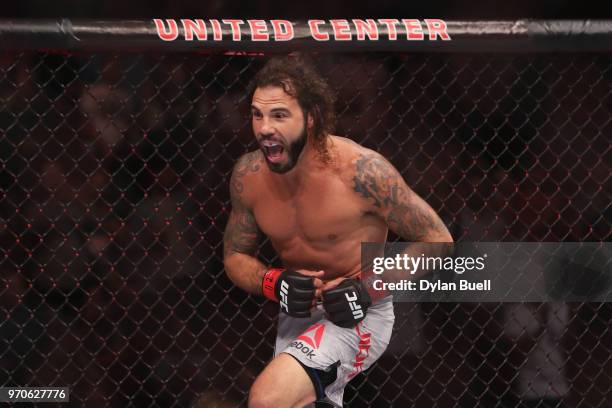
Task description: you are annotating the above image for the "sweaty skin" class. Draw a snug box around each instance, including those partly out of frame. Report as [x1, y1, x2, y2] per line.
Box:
[225, 142, 452, 295]
[225, 84, 452, 408]
[239, 138, 387, 282]
[224, 85, 451, 297]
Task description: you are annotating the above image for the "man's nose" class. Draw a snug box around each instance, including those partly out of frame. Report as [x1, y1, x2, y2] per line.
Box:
[259, 117, 274, 135]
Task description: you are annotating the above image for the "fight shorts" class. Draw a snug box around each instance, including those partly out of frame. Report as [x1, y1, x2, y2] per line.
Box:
[275, 296, 394, 407]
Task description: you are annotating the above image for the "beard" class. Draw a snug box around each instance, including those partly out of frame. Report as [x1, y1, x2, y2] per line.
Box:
[261, 125, 308, 174]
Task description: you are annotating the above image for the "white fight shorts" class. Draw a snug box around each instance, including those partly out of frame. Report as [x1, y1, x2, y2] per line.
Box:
[275, 297, 395, 407]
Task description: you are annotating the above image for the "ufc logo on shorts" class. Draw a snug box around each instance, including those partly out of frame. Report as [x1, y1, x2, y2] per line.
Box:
[345, 292, 363, 319]
[280, 281, 289, 313]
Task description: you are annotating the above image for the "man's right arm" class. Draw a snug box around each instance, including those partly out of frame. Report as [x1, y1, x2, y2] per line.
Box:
[223, 152, 267, 295]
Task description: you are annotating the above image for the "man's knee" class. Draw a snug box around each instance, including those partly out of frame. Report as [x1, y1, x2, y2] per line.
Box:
[249, 379, 313, 408]
[248, 354, 317, 408]
[247, 387, 278, 408]
[249, 381, 312, 408]
[248, 374, 281, 408]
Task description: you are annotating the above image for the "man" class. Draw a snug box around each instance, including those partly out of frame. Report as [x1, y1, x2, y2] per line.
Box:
[223, 56, 452, 408]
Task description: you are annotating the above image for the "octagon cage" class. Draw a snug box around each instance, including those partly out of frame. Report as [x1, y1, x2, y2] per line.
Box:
[1, 19, 611, 407]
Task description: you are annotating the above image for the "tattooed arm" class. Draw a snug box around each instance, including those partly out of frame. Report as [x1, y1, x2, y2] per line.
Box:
[353, 152, 452, 243]
[223, 152, 268, 295]
[352, 151, 453, 288]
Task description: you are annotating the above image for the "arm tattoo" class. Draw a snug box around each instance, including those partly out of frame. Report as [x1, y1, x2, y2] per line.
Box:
[353, 154, 402, 209]
[224, 152, 262, 256]
[224, 206, 260, 256]
[353, 154, 447, 241]
[230, 151, 262, 197]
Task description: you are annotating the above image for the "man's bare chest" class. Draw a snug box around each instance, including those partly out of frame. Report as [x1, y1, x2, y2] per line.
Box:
[252, 178, 364, 245]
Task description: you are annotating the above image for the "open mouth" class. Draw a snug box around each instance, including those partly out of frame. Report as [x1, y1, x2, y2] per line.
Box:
[260, 140, 285, 163]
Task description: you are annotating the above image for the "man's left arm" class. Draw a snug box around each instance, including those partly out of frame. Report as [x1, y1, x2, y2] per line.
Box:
[321, 152, 453, 328]
[352, 152, 452, 243]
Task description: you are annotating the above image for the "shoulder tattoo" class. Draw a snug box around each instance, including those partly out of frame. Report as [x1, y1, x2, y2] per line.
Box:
[230, 150, 263, 200]
[352, 153, 404, 209]
[352, 153, 443, 240]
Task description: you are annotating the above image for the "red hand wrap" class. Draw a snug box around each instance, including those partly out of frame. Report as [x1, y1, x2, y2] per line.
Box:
[262, 268, 284, 302]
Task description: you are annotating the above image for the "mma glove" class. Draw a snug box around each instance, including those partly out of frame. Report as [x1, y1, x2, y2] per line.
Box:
[262, 268, 316, 318]
[322, 279, 372, 328]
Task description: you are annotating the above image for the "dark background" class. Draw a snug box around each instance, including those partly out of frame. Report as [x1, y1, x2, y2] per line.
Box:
[1, 0, 612, 20]
[0, 4, 611, 408]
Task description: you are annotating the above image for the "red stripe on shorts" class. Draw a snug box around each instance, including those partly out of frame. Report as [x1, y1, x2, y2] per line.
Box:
[348, 323, 372, 379]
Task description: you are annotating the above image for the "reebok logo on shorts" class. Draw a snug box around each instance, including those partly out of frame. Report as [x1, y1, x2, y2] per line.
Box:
[290, 324, 326, 359]
[297, 323, 326, 349]
[290, 340, 317, 359]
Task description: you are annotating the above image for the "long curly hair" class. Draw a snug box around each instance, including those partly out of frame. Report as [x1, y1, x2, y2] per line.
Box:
[251, 55, 336, 164]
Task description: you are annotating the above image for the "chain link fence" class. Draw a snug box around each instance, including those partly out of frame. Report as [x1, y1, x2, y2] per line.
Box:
[1, 46, 611, 407]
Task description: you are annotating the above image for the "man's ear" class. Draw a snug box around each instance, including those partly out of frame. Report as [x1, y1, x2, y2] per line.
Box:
[307, 109, 316, 130]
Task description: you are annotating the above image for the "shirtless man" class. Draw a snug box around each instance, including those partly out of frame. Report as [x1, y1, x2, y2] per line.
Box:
[223, 56, 452, 408]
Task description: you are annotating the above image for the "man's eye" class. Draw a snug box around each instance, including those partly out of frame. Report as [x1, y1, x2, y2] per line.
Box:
[273, 113, 287, 119]
[252, 111, 262, 119]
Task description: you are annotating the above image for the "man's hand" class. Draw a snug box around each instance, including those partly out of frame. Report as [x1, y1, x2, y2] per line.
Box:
[322, 279, 372, 328]
[262, 269, 324, 317]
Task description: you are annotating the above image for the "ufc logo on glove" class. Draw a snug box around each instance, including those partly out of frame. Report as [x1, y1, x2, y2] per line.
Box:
[345, 292, 364, 319]
[279, 281, 289, 313]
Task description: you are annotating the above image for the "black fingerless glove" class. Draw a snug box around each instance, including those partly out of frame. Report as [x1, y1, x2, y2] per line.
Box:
[262, 268, 316, 318]
[322, 279, 372, 328]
